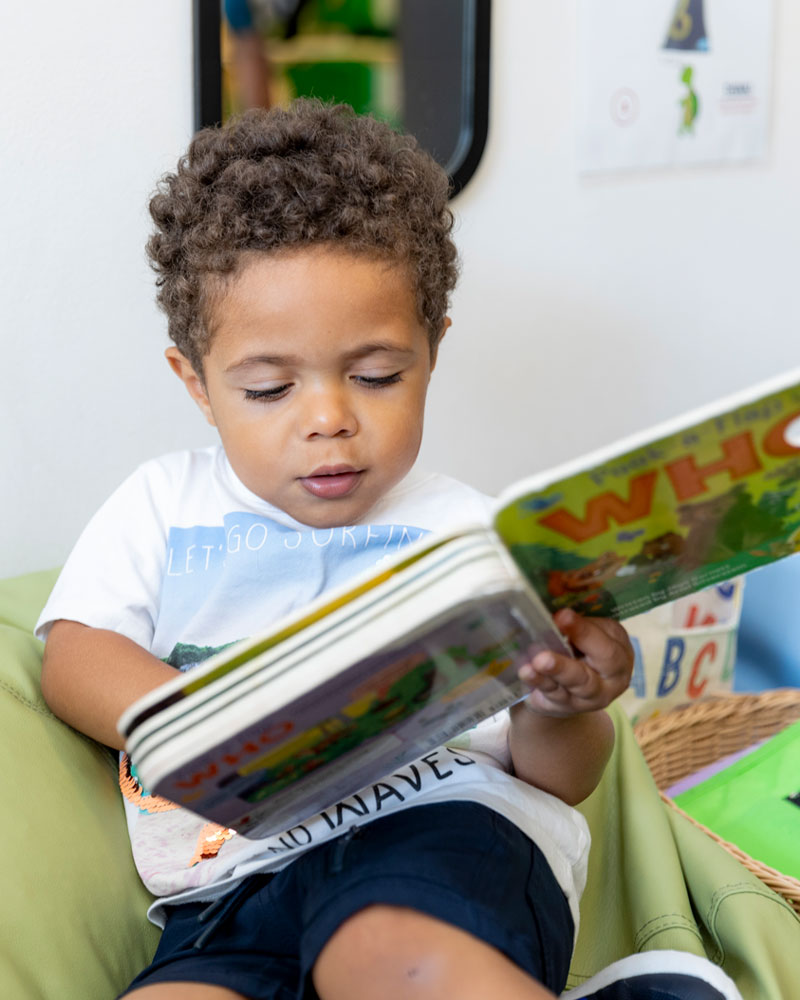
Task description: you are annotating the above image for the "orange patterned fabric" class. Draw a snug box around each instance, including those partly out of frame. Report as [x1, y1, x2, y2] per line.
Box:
[120, 755, 237, 866]
[119, 755, 179, 813]
[190, 824, 237, 866]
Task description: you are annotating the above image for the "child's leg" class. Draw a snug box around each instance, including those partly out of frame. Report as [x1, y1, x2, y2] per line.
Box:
[121, 803, 574, 999]
[313, 904, 558, 1000]
[300, 803, 574, 998]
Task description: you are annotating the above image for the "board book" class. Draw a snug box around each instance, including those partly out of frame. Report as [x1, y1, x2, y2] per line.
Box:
[119, 365, 800, 838]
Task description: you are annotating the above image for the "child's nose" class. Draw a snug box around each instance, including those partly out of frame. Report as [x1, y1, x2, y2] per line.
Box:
[301, 384, 358, 439]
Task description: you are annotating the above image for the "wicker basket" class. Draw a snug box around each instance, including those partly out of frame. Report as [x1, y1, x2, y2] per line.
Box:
[634, 688, 800, 915]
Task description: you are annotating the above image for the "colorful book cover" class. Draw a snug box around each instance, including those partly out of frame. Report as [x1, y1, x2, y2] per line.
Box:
[494, 373, 800, 619]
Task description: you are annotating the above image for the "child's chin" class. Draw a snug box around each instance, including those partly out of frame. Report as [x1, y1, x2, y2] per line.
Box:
[292, 490, 383, 530]
[294, 504, 363, 530]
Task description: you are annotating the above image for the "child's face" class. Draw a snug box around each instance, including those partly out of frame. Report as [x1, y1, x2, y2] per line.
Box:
[167, 249, 442, 528]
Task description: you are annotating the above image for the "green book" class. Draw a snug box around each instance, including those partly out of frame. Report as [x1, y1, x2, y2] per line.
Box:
[674, 719, 800, 880]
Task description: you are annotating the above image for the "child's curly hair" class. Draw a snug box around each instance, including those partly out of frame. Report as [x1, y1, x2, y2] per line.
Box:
[147, 99, 459, 373]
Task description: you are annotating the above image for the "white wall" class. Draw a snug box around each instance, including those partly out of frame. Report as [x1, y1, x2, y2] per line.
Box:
[1, 2, 214, 576]
[2, 0, 799, 577]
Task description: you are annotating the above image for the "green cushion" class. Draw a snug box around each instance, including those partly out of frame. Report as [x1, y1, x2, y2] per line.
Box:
[571, 702, 800, 998]
[0, 570, 159, 999]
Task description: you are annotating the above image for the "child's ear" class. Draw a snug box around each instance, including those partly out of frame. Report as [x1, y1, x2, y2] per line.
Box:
[165, 348, 216, 427]
[429, 317, 451, 373]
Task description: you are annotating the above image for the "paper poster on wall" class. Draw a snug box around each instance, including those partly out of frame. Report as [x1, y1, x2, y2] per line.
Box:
[576, 0, 773, 173]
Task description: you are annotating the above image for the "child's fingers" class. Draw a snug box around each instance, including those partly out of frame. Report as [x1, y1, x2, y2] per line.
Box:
[517, 611, 634, 715]
[553, 609, 632, 681]
[521, 651, 602, 700]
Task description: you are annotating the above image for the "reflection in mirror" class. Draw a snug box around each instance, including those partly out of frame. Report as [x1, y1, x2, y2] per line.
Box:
[194, 0, 490, 196]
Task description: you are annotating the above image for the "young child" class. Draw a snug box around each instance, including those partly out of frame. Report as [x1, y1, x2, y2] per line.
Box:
[37, 100, 634, 1000]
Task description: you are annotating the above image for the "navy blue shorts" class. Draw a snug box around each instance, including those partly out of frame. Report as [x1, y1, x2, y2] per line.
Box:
[121, 802, 574, 999]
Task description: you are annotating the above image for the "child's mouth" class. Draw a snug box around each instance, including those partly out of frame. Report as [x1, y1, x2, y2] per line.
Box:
[299, 466, 363, 499]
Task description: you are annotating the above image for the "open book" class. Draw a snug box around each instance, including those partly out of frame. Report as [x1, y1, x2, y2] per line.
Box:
[119, 366, 800, 838]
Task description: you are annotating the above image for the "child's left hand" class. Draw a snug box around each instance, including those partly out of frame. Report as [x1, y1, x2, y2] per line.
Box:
[519, 608, 634, 718]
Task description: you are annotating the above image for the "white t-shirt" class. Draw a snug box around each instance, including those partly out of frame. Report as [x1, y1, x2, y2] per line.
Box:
[36, 446, 590, 931]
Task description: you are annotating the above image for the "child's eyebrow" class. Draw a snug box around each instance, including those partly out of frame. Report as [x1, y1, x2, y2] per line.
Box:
[224, 342, 416, 374]
[225, 355, 299, 374]
[343, 342, 418, 362]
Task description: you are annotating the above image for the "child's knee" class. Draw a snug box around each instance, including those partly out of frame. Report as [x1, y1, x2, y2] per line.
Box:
[312, 904, 457, 994]
[322, 904, 431, 964]
[312, 904, 545, 1000]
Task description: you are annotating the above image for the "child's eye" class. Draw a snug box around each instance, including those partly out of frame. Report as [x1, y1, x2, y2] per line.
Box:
[243, 384, 291, 402]
[353, 373, 403, 388]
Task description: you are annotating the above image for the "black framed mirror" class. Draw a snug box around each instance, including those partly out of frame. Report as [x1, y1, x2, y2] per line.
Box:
[193, 0, 491, 196]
